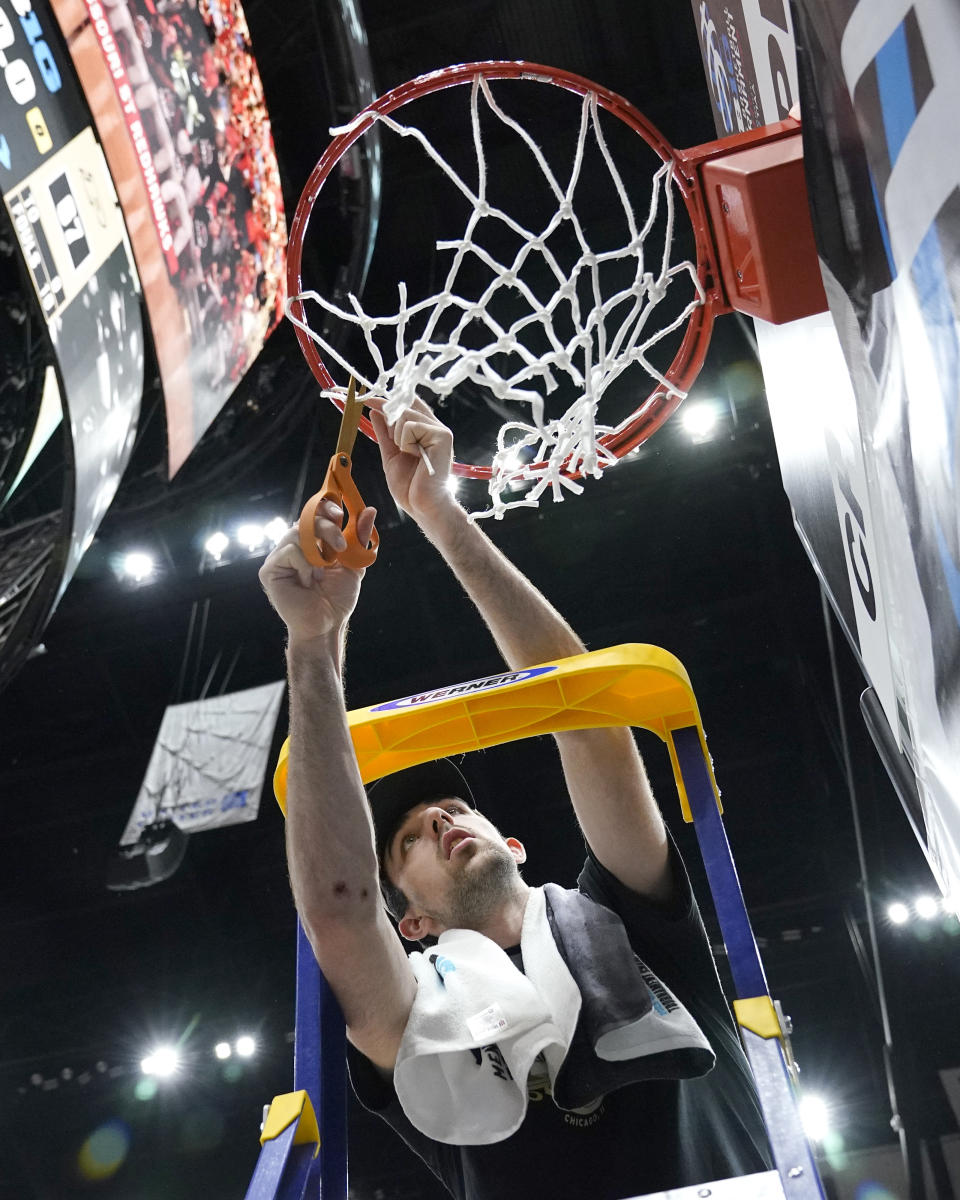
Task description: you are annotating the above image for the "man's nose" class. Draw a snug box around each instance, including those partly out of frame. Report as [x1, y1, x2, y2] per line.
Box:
[426, 807, 453, 837]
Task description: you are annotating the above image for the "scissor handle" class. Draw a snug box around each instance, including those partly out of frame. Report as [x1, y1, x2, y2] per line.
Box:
[298, 452, 379, 570]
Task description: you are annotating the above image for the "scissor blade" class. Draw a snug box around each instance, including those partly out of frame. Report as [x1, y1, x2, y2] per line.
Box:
[335, 378, 364, 457]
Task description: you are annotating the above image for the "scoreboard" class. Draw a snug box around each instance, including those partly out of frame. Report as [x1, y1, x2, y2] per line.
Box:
[1, 0, 70, 190]
[0, 0, 143, 595]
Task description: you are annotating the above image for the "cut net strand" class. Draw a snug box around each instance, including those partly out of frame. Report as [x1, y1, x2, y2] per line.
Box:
[286, 74, 705, 517]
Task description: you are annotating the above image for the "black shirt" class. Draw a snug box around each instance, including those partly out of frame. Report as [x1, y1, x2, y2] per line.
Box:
[348, 839, 772, 1199]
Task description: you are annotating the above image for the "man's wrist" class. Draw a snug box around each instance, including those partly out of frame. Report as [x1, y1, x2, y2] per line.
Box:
[286, 628, 345, 675]
[415, 493, 472, 548]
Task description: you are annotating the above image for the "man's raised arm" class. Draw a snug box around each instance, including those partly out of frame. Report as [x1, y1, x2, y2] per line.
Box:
[259, 508, 415, 1071]
[367, 397, 673, 903]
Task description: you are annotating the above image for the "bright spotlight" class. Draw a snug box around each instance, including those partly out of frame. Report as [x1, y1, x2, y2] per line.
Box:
[205, 531, 229, 561]
[122, 552, 155, 583]
[887, 902, 910, 925]
[799, 1093, 830, 1142]
[264, 517, 288, 545]
[140, 1045, 179, 1078]
[236, 523, 265, 553]
[915, 895, 939, 919]
[214, 1042, 232, 1060]
[445, 475, 461, 496]
[681, 402, 719, 441]
[235, 1035, 256, 1058]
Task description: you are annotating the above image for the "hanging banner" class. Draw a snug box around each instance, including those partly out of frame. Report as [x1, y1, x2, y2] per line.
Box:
[0, 0, 144, 597]
[5, 126, 145, 591]
[789, 0, 960, 900]
[690, 0, 799, 136]
[688, 0, 960, 898]
[119, 681, 285, 844]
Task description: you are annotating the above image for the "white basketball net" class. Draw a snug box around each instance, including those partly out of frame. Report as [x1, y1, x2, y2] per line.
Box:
[288, 74, 705, 518]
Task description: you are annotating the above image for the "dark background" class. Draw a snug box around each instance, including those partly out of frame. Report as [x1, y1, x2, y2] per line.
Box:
[1, 2, 956, 1198]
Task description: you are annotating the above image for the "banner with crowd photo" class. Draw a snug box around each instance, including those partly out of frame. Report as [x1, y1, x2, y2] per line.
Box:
[50, 0, 287, 475]
[0, 0, 144, 596]
[119, 680, 286, 844]
[789, 0, 960, 900]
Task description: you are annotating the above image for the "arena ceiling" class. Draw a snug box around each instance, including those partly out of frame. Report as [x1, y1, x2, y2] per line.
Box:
[0, 2, 955, 1198]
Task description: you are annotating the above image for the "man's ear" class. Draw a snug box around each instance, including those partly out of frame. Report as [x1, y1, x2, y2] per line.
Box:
[398, 911, 445, 942]
[397, 913, 424, 942]
[505, 837, 526, 865]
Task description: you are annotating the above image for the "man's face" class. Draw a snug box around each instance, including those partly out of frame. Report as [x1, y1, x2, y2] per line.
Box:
[385, 798, 525, 941]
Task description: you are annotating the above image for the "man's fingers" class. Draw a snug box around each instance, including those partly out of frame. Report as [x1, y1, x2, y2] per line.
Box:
[366, 395, 452, 477]
[369, 409, 399, 462]
[408, 394, 438, 420]
[396, 417, 451, 461]
[356, 506, 377, 546]
[366, 393, 444, 435]
[265, 541, 314, 589]
[312, 499, 347, 551]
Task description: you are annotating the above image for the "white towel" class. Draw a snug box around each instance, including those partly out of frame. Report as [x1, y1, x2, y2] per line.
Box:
[394, 887, 580, 1144]
[393, 884, 715, 1144]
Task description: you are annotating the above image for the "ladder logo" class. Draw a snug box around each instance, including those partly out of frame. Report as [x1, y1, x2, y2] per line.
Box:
[372, 666, 557, 711]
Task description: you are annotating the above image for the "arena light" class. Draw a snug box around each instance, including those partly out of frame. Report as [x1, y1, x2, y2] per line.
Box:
[887, 901, 910, 925]
[799, 1093, 831, 1142]
[235, 1035, 256, 1058]
[915, 895, 939, 919]
[122, 552, 155, 583]
[205, 531, 230, 561]
[264, 517, 288, 545]
[681, 401, 720, 442]
[140, 1045, 179, 1078]
[445, 475, 461, 496]
[236, 523, 265, 553]
[213, 1042, 232, 1060]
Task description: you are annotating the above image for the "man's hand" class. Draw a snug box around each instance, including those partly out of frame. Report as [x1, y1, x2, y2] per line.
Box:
[258, 502, 376, 647]
[367, 395, 457, 531]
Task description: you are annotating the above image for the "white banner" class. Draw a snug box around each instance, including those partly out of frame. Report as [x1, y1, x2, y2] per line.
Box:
[120, 681, 285, 844]
[759, 0, 960, 899]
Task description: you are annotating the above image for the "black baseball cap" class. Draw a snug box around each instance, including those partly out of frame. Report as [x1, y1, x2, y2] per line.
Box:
[367, 758, 476, 866]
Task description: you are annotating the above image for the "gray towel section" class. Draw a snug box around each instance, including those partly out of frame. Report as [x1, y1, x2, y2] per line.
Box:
[544, 883, 715, 1111]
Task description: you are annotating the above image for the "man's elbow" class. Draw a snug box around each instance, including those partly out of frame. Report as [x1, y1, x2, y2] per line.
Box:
[296, 876, 383, 940]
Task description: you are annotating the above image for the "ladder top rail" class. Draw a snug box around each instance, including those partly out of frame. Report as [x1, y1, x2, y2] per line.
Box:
[274, 643, 720, 821]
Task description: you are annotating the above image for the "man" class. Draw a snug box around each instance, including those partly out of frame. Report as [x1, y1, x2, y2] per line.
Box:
[259, 395, 771, 1198]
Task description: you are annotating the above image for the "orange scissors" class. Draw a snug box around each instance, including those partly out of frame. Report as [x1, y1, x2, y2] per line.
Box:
[298, 377, 379, 569]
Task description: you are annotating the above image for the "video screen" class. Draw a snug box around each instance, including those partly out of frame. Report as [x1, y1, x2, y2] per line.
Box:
[52, 0, 288, 473]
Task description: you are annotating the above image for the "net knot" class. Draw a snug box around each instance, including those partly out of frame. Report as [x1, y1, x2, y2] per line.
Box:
[640, 272, 667, 303]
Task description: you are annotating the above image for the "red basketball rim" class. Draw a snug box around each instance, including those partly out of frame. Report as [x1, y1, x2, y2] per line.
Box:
[286, 60, 723, 480]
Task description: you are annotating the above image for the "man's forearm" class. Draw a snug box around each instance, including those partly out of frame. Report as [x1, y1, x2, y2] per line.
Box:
[285, 635, 381, 930]
[419, 501, 586, 669]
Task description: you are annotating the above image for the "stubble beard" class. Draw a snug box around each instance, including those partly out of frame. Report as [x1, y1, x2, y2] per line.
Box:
[441, 840, 521, 931]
